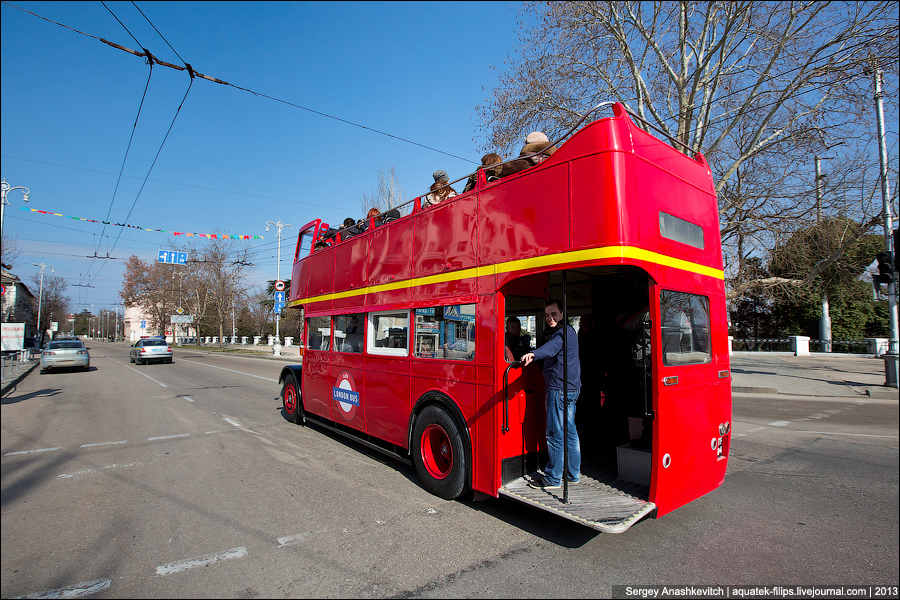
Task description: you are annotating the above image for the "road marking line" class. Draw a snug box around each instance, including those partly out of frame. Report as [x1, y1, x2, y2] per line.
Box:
[276, 533, 307, 548]
[182, 395, 194, 403]
[155, 546, 248, 576]
[124, 364, 168, 388]
[80, 440, 127, 448]
[791, 430, 898, 439]
[16, 577, 112, 598]
[57, 463, 138, 479]
[178, 358, 277, 383]
[3, 447, 62, 457]
[768, 420, 791, 427]
[733, 426, 765, 438]
[224, 417, 242, 428]
[147, 433, 191, 441]
[205, 430, 222, 435]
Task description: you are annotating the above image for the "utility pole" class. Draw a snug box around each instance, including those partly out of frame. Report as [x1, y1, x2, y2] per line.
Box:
[815, 156, 832, 353]
[32, 262, 51, 346]
[265, 219, 291, 356]
[874, 67, 899, 387]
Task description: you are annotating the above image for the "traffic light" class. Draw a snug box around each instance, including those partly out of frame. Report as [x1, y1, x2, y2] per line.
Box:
[875, 252, 895, 284]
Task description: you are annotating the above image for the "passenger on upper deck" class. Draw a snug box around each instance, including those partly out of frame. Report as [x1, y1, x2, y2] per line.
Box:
[423, 170, 457, 207]
[463, 153, 504, 193]
[502, 131, 557, 178]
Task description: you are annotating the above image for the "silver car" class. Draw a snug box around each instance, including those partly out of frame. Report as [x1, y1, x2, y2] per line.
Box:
[40, 339, 90, 373]
[130, 337, 173, 365]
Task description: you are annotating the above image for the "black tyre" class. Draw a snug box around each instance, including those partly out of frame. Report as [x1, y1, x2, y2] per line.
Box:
[411, 405, 468, 500]
[281, 374, 304, 425]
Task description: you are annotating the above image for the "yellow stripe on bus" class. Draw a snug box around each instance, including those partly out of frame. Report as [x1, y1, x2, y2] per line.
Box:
[287, 245, 724, 307]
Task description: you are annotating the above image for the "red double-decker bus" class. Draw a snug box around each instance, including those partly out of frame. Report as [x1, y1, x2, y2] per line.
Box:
[279, 102, 732, 533]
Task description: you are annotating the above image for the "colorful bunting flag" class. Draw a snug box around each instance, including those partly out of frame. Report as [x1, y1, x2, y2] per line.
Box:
[21, 206, 263, 239]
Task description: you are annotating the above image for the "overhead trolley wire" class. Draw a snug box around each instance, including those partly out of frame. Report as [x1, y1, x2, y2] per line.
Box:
[99, 0, 144, 49]
[93, 56, 154, 259]
[5, 2, 479, 165]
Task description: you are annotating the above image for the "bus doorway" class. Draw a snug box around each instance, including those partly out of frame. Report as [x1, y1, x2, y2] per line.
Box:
[499, 266, 657, 533]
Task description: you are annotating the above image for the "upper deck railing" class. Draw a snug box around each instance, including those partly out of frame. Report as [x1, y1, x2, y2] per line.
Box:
[310, 101, 700, 249]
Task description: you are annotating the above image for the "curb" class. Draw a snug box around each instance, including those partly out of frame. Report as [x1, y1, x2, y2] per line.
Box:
[1, 361, 40, 397]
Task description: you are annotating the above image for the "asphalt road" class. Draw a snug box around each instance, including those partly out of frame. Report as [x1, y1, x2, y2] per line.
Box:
[1, 343, 897, 598]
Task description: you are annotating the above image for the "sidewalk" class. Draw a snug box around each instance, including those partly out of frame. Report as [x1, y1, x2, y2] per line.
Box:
[730, 352, 898, 400]
[1, 358, 40, 396]
[175, 343, 302, 362]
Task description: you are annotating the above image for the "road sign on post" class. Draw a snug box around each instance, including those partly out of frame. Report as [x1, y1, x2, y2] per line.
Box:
[275, 280, 285, 291]
[140, 320, 146, 329]
[157, 250, 187, 265]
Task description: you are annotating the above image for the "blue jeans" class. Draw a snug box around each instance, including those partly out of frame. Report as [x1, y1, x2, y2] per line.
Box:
[544, 388, 581, 485]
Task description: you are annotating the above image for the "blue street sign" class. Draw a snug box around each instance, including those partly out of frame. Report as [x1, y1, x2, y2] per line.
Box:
[274, 291, 286, 303]
[273, 302, 285, 314]
[157, 250, 187, 265]
[140, 320, 146, 329]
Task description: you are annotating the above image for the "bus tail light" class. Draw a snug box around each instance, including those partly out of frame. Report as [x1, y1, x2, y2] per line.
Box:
[662, 376, 678, 386]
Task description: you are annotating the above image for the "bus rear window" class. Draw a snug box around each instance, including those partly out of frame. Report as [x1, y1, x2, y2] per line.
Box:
[660, 212, 704, 249]
[307, 316, 332, 351]
[660, 290, 711, 366]
[414, 304, 476, 361]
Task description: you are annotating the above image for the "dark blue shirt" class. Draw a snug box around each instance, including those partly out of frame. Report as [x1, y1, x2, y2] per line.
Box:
[532, 324, 581, 394]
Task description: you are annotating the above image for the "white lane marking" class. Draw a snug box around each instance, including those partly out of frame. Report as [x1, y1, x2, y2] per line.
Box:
[178, 358, 277, 383]
[57, 463, 138, 480]
[182, 395, 194, 403]
[204, 430, 222, 435]
[80, 440, 127, 449]
[276, 533, 307, 548]
[222, 416, 259, 434]
[4, 447, 62, 457]
[791, 430, 898, 439]
[155, 546, 248, 576]
[147, 433, 191, 442]
[16, 577, 111, 598]
[768, 420, 791, 427]
[124, 364, 168, 388]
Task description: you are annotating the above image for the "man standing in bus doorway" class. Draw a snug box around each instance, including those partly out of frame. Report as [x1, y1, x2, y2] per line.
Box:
[520, 300, 581, 490]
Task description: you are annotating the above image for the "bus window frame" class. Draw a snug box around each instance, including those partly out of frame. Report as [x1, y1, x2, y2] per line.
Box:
[332, 312, 365, 355]
[366, 309, 410, 357]
[306, 315, 333, 352]
[412, 303, 477, 362]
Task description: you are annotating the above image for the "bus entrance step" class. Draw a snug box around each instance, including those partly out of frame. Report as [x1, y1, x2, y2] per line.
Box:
[499, 473, 656, 534]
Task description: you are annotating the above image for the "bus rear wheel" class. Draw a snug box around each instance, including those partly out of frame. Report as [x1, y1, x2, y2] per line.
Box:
[282, 375, 304, 425]
[412, 406, 467, 500]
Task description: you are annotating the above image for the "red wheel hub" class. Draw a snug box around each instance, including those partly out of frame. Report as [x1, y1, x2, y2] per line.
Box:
[284, 385, 297, 414]
[420, 424, 453, 479]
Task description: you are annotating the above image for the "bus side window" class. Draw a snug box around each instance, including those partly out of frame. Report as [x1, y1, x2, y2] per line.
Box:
[367, 311, 409, 356]
[333, 313, 364, 353]
[414, 304, 476, 361]
[660, 291, 710, 365]
[307, 316, 332, 351]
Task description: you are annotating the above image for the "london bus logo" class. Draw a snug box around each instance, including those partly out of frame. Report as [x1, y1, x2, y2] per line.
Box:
[332, 371, 360, 418]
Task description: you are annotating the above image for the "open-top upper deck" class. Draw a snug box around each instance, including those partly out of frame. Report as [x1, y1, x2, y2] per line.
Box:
[289, 102, 722, 314]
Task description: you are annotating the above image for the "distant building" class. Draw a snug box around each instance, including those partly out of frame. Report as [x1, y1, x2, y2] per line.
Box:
[123, 304, 196, 343]
[1, 268, 37, 345]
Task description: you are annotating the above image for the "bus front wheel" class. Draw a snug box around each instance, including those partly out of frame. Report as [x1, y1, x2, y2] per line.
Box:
[412, 406, 467, 500]
[282, 375, 304, 425]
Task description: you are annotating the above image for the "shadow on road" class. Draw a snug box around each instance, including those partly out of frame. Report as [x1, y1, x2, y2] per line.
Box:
[2, 388, 62, 405]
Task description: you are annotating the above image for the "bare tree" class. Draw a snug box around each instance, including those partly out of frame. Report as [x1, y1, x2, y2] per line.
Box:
[479, 1, 898, 294]
[30, 273, 69, 336]
[361, 167, 404, 215]
[200, 242, 249, 344]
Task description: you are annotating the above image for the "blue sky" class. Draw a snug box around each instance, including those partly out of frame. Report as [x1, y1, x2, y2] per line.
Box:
[1, 1, 524, 312]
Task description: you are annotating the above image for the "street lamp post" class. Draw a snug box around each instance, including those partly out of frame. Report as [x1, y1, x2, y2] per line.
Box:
[33, 263, 52, 347]
[265, 219, 291, 356]
[1, 179, 31, 244]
